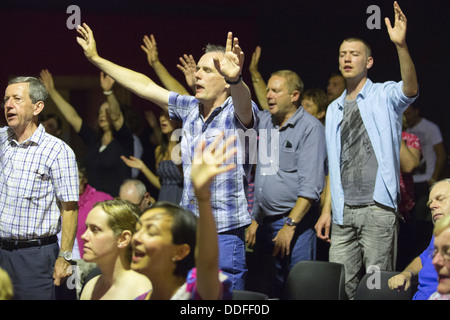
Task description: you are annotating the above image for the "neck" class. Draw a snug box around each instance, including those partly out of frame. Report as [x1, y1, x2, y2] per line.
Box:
[276, 106, 297, 127]
[199, 94, 229, 120]
[149, 273, 185, 300]
[13, 121, 38, 143]
[345, 76, 367, 100]
[102, 130, 113, 145]
[97, 252, 130, 286]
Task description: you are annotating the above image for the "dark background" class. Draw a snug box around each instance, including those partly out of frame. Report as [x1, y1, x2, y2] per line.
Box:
[0, 0, 449, 175]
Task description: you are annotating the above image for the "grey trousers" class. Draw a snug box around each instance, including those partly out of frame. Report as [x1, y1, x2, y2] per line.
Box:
[329, 204, 398, 299]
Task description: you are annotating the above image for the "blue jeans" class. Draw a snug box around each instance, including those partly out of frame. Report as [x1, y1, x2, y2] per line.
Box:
[254, 213, 317, 298]
[218, 227, 247, 290]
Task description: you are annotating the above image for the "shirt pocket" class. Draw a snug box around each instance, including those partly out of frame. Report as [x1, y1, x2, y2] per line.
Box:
[22, 165, 51, 200]
[279, 146, 298, 173]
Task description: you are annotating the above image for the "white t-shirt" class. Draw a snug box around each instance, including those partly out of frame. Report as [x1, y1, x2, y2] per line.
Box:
[406, 118, 443, 183]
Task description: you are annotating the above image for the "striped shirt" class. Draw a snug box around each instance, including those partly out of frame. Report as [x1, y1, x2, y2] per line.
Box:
[168, 92, 259, 233]
[0, 124, 79, 239]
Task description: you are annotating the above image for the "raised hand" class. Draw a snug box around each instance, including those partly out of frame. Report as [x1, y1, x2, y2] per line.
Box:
[213, 32, 244, 83]
[177, 54, 197, 91]
[39, 69, 55, 92]
[141, 34, 159, 68]
[249, 46, 261, 74]
[385, 1, 408, 47]
[76, 23, 99, 61]
[100, 71, 115, 92]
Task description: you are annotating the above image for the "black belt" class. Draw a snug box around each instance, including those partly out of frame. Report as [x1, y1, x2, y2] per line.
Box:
[344, 203, 375, 209]
[0, 235, 57, 250]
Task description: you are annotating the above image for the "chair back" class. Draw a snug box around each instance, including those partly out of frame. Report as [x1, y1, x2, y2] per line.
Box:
[281, 260, 347, 300]
[354, 270, 412, 300]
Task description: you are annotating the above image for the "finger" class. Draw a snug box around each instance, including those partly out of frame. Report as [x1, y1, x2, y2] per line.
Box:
[150, 34, 157, 46]
[384, 17, 393, 31]
[225, 31, 233, 52]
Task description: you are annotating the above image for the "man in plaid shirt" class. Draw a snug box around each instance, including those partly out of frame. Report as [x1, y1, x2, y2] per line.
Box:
[0, 77, 79, 299]
[76, 24, 258, 290]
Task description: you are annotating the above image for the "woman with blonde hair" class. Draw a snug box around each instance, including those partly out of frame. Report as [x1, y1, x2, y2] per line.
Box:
[80, 200, 152, 300]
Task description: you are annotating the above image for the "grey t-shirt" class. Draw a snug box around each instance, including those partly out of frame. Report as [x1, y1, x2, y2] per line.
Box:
[340, 99, 378, 205]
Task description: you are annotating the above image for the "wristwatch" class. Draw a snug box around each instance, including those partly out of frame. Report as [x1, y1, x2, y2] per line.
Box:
[58, 251, 73, 262]
[286, 217, 298, 227]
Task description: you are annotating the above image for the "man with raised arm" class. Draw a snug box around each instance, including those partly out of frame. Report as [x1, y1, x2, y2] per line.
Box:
[75, 25, 259, 290]
[315, 1, 418, 299]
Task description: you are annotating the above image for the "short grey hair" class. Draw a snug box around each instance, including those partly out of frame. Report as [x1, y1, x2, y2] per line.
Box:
[8, 76, 48, 104]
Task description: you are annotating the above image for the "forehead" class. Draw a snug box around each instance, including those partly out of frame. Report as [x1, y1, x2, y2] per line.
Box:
[5, 82, 29, 96]
[197, 52, 222, 68]
[430, 182, 450, 198]
[339, 40, 366, 53]
[87, 206, 109, 225]
[268, 75, 288, 88]
[140, 208, 173, 225]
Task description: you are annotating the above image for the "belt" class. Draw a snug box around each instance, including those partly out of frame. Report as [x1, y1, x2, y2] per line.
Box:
[0, 235, 57, 250]
[344, 204, 374, 209]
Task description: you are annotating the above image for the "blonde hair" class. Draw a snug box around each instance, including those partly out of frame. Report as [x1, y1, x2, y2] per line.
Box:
[434, 214, 450, 237]
[0, 267, 13, 300]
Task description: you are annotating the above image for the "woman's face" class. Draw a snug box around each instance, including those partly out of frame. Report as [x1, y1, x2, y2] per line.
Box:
[131, 208, 177, 277]
[97, 102, 113, 131]
[81, 206, 118, 263]
[159, 114, 178, 135]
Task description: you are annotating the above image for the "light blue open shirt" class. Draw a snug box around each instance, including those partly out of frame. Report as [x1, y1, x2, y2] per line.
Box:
[325, 79, 418, 225]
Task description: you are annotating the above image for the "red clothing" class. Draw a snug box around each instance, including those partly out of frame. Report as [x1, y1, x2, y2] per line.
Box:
[399, 131, 421, 218]
[77, 184, 114, 258]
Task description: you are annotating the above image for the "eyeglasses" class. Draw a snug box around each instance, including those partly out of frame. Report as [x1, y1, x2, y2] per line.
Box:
[430, 248, 450, 263]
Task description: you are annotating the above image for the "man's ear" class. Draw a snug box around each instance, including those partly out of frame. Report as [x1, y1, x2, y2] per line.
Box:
[33, 101, 45, 116]
[366, 56, 374, 70]
[291, 90, 300, 104]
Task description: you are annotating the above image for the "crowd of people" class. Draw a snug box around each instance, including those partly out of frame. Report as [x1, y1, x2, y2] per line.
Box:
[0, 1, 449, 301]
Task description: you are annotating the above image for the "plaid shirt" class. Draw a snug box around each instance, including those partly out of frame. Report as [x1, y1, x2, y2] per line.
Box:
[0, 125, 79, 239]
[168, 92, 259, 233]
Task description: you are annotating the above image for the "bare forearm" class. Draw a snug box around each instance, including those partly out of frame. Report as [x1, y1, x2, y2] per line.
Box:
[91, 55, 170, 110]
[397, 45, 418, 97]
[195, 197, 220, 299]
[230, 80, 254, 127]
[60, 208, 78, 253]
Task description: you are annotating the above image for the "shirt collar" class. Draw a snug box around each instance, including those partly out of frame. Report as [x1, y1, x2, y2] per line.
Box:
[8, 123, 45, 146]
[336, 78, 373, 108]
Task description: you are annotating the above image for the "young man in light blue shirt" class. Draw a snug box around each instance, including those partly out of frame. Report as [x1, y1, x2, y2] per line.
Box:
[315, 1, 419, 299]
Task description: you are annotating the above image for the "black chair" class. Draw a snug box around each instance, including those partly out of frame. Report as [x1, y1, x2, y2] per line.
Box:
[232, 289, 269, 300]
[354, 270, 412, 300]
[281, 260, 347, 300]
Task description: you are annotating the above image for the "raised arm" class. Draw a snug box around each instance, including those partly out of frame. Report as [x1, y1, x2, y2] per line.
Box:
[213, 32, 254, 127]
[100, 71, 125, 131]
[76, 23, 170, 111]
[141, 34, 190, 95]
[385, 1, 418, 97]
[249, 46, 268, 110]
[191, 133, 237, 300]
[120, 155, 162, 189]
[39, 69, 83, 132]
